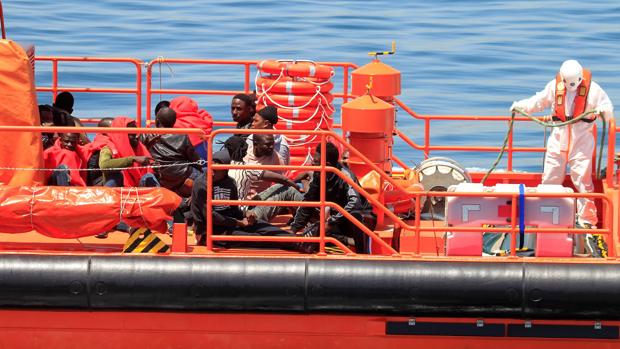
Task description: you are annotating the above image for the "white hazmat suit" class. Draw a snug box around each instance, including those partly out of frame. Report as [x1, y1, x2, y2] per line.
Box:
[511, 60, 614, 227]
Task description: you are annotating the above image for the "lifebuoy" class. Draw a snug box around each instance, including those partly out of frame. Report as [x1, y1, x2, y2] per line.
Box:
[276, 113, 333, 130]
[277, 104, 334, 118]
[257, 60, 334, 80]
[256, 76, 334, 94]
[262, 93, 334, 108]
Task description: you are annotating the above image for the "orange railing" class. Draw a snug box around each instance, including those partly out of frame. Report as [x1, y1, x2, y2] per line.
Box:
[0, 124, 616, 257]
[144, 58, 358, 126]
[205, 128, 400, 255]
[34, 56, 143, 125]
[10, 55, 618, 256]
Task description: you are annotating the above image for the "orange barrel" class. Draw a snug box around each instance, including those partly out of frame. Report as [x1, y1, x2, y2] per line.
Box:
[341, 94, 395, 177]
[351, 59, 401, 100]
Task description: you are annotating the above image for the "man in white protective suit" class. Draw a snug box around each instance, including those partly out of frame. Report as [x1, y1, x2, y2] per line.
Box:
[510, 59, 614, 230]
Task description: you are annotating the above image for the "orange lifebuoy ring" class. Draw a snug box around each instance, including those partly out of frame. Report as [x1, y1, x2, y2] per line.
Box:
[277, 104, 334, 119]
[262, 93, 334, 108]
[256, 76, 334, 94]
[257, 60, 334, 80]
[275, 112, 333, 130]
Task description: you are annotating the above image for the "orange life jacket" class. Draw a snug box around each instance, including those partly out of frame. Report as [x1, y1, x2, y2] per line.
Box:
[553, 68, 592, 122]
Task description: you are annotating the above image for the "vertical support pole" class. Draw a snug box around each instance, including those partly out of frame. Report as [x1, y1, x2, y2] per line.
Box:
[52, 60, 58, 101]
[319, 133, 327, 255]
[135, 61, 142, 127]
[171, 223, 187, 253]
[206, 137, 214, 252]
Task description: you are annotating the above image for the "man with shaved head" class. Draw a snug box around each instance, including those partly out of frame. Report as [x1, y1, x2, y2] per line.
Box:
[144, 106, 203, 196]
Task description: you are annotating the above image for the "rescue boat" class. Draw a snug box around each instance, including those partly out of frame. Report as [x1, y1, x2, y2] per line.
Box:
[2, 6, 620, 349]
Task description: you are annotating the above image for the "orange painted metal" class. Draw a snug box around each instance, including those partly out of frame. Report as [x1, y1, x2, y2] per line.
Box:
[351, 59, 401, 98]
[342, 95, 395, 177]
[144, 58, 357, 126]
[0, 40, 44, 186]
[35, 56, 143, 125]
[0, 310, 617, 349]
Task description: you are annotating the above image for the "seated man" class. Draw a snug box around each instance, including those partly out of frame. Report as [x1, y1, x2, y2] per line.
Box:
[190, 149, 298, 250]
[289, 143, 376, 254]
[43, 132, 87, 186]
[247, 106, 290, 165]
[98, 116, 158, 187]
[144, 107, 202, 196]
[38, 104, 56, 150]
[231, 93, 256, 131]
[154, 100, 170, 116]
[52, 91, 90, 145]
[81, 117, 114, 186]
[223, 135, 302, 222]
[244, 133, 284, 174]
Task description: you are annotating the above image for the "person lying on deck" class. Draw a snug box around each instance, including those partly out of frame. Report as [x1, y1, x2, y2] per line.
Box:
[289, 142, 376, 254]
[190, 149, 299, 250]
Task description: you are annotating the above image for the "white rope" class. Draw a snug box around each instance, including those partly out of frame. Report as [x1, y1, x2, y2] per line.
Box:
[0, 160, 206, 172]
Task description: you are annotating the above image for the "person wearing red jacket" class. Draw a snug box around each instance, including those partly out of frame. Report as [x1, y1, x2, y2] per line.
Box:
[169, 96, 214, 160]
[98, 117, 158, 187]
[43, 132, 87, 186]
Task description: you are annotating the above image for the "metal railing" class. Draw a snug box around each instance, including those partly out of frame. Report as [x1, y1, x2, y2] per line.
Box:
[144, 58, 358, 126]
[35, 56, 143, 125]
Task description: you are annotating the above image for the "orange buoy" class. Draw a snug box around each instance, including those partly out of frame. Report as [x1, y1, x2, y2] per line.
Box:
[262, 92, 334, 108]
[256, 76, 334, 94]
[258, 60, 334, 80]
[256, 59, 335, 165]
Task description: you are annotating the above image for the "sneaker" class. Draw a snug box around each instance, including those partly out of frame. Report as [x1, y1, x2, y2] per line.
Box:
[584, 233, 608, 258]
[296, 223, 319, 254]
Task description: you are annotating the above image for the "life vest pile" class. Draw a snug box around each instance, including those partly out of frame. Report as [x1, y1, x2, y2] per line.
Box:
[256, 60, 335, 163]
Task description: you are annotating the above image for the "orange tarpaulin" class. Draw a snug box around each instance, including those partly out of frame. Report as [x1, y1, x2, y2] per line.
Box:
[0, 186, 181, 238]
[0, 39, 43, 185]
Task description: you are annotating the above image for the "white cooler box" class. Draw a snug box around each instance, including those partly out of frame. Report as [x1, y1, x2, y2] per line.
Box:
[445, 183, 575, 257]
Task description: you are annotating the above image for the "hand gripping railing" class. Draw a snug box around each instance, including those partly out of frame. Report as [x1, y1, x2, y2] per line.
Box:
[393, 97, 618, 184]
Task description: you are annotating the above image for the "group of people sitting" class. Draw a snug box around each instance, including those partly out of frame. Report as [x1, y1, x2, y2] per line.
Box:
[38, 91, 376, 253]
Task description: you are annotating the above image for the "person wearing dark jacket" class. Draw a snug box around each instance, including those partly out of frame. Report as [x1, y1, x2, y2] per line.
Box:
[289, 142, 376, 253]
[191, 149, 298, 249]
[142, 107, 203, 196]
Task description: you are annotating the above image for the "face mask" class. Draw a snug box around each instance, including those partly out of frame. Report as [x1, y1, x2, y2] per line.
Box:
[563, 76, 582, 92]
[559, 60, 583, 92]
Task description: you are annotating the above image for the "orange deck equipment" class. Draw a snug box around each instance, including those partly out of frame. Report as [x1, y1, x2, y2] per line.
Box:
[341, 94, 395, 177]
[351, 59, 401, 101]
[0, 40, 43, 186]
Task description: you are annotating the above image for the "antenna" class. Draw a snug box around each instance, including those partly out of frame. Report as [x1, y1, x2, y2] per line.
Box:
[0, 0, 6, 39]
[368, 41, 396, 60]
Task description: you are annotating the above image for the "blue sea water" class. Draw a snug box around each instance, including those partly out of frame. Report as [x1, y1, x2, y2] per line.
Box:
[4, 0, 620, 172]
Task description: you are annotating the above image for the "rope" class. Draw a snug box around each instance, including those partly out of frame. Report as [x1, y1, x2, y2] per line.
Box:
[481, 108, 599, 184]
[0, 160, 206, 172]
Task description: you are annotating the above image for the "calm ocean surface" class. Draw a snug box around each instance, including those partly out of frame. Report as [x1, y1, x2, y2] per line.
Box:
[4, 0, 620, 172]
